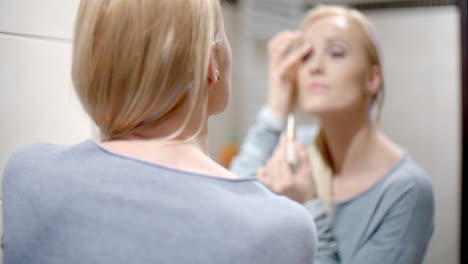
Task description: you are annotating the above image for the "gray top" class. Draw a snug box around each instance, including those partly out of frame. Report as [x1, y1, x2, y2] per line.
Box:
[2, 139, 317, 264]
[230, 107, 435, 264]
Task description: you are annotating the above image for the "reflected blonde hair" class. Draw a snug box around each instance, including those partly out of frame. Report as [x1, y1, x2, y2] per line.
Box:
[72, 0, 221, 141]
[301, 5, 384, 212]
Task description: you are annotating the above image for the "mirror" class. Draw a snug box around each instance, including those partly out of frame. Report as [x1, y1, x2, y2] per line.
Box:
[215, 1, 464, 263]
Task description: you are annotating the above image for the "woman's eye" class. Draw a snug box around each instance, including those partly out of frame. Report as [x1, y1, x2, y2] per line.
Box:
[302, 51, 313, 62]
[330, 50, 345, 58]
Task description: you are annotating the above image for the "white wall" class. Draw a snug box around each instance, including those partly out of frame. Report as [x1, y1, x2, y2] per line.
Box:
[366, 7, 461, 264]
[0, 0, 89, 261]
[0, 0, 239, 164]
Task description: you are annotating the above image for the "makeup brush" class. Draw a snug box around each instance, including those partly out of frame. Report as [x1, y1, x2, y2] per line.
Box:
[286, 113, 298, 173]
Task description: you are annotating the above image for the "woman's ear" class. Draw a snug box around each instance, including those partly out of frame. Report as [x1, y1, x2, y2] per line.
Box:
[366, 65, 382, 97]
[207, 52, 219, 85]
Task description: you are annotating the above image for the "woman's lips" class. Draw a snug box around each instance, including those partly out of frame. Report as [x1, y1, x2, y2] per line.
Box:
[307, 82, 329, 92]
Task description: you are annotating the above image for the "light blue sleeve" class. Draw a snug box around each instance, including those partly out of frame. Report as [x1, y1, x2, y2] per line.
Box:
[229, 107, 285, 178]
[303, 200, 339, 263]
[303, 173, 435, 264]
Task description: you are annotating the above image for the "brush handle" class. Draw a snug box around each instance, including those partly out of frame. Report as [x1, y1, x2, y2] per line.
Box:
[287, 142, 298, 173]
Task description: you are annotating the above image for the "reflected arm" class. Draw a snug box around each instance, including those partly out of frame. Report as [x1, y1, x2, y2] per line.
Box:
[230, 106, 285, 178]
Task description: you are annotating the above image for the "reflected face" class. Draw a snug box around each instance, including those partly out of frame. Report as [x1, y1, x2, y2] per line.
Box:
[209, 16, 232, 115]
[297, 16, 373, 116]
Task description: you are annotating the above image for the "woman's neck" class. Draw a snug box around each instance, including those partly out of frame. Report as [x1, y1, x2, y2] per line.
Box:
[320, 109, 379, 176]
[109, 98, 210, 155]
[111, 119, 210, 156]
[100, 122, 238, 180]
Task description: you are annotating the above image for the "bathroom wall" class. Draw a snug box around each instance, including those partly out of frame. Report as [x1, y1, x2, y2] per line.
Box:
[0, 1, 462, 263]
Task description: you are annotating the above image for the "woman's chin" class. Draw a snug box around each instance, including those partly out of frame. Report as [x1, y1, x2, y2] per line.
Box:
[299, 102, 331, 116]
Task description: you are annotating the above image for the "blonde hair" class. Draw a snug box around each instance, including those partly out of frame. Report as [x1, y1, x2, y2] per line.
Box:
[72, 0, 221, 141]
[301, 5, 384, 212]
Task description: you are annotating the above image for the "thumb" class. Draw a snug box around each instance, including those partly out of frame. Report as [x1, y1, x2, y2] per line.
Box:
[296, 141, 309, 165]
[257, 167, 267, 181]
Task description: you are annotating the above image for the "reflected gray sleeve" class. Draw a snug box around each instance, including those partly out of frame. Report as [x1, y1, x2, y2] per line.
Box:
[229, 107, 285, 178]
[303, 199, 339, 263]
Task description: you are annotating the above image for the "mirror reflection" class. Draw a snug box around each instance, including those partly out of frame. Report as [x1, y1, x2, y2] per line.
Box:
[0, 0, 462, 264]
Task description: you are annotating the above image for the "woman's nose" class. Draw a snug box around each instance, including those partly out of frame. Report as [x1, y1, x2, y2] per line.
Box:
[307, 55, 324, 75]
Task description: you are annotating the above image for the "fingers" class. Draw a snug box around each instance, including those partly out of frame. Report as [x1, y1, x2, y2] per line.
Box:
[277, 136, 296, 186]
[295, 141, 309, 166]
[259, 139, 316, 203]
[277, 42, 312, 75]
[268, 31, 303, 64]
[257, 167, 270, 185]
[278, 147, 294, 184]
[259, 138, 292, 190]
[267, 31, 305, 118]
[278, 134, 287, 159]
[294, 142, 315, 193]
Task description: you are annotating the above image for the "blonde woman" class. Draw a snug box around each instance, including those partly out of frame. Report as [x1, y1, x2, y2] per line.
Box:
[1, 1, 317, 263]
[231, 5, 434, 264]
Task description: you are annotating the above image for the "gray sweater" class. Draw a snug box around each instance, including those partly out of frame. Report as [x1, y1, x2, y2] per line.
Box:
[230, 107, 435, 264]
[2, 140, 317, 264]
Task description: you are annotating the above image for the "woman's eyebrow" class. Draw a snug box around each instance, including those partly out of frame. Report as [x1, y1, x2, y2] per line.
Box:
[326, 37, 350, 47]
